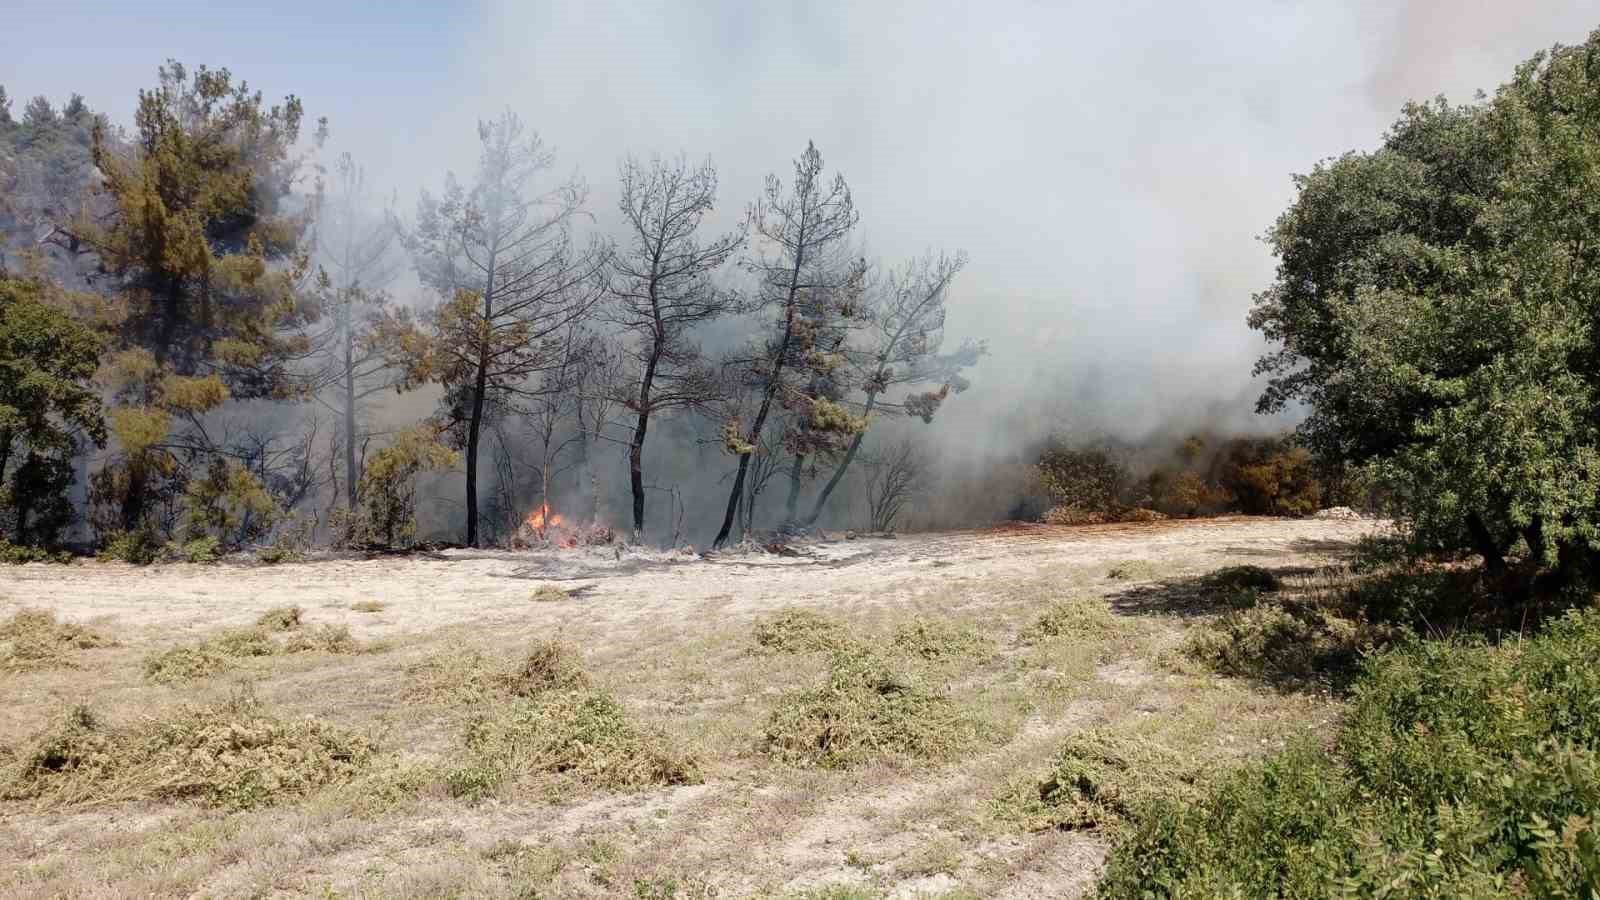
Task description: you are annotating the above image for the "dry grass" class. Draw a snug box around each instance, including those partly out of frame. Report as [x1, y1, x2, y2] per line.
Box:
[0, 518, 1373, 898]
[0, 608, 112, 672]
[530, 584, 570, 603]
[350, 600, 385, 613]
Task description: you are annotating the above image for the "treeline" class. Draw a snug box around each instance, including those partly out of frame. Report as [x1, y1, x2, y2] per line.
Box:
[0, 64, 982, 559]
[1029, 431, 1365, 525]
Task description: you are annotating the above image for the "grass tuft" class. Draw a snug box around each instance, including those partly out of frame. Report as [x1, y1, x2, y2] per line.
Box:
[350, 600, 385, 613]
[1, 693, 375, 809]
[763, 646, 979, 768]
[754, 609, 854, 653]
[1106, 560, 1158, 581]
[530, 585, 570, 603]
[0, 609, 112, 672]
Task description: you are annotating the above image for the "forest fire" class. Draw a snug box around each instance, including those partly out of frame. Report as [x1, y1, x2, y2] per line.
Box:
[524, 505, 565, 534]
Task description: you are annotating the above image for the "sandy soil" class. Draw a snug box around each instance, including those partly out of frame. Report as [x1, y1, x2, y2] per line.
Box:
[1, 516, 1375, 640]
[0, 515, 1381, 899]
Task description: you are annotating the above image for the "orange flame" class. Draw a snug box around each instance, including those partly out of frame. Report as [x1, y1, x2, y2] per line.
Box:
[524, 504, 565, 532]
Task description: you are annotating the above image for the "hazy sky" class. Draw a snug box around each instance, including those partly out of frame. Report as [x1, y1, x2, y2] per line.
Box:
[7, 1, 1598, 452]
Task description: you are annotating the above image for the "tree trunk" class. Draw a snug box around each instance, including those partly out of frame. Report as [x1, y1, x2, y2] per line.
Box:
[783, 452, 806, 525]
[629, 342, 663, 543]
[465, 352, 487, 547]
[804, 391, 878, 526]
[1466, 512, 1507, 574]
[715, 454, 752, 550]
[343, 302, 358, 509]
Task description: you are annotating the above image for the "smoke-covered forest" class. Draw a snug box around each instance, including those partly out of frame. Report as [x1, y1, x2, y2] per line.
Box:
[13, 7, 1600, 899]
[0, 67, 1003, 556]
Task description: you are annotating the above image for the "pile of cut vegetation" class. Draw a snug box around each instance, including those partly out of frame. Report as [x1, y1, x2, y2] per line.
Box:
[421, 639, 698, 801]
[0, 608, 113, 672]
[1, 693, 374, 810]
[890, 617, 996, 662]
[995, 727, 1203, 832]
[1020, 597, 1124, 644]
[143, 606, 360, 683]
[1100, 607, 1600, 896]
[753, 609, 855, 653]
[764, 645, 980, 768]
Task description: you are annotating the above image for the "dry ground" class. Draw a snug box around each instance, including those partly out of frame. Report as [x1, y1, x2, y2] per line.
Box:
[0, 516, 1377, 899]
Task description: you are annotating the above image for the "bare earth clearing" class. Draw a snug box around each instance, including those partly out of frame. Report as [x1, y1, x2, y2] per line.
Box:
[0, 516, 1377, 898]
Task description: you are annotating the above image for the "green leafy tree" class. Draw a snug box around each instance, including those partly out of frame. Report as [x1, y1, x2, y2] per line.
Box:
[73, 61, 324, 534]
[0, 272, 105, 546]
[1251, 29, 1600, 580]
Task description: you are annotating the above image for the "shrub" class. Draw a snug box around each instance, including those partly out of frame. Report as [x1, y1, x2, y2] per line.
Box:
[169, 534, 221, 563]
[1212, 437, 1323, 518]
[754, 609, 854, 653]
[1020, 598, 1122, 644]
[890, 618, 995, 662]
[179, 458, 280, 548]
[763, 647, 978, 768]
[0, 694, 375, 809]
[1036, 442, 1129, 517]
[0, 609, 111, 672]
[1204, 565, 1282, 594]
[0, 540, 72, 564]
[98, 525, 164, 564]
[355, 426, 457, 549]
[1100, 607, 1600, 897]
[446, 689, 698, 800]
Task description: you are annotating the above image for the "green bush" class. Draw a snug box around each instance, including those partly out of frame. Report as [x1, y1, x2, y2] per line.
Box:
[99, 526, 164, 564]
[754, 609, 854, 654]
[0, 540, 71, 564]
[1100, 607, 1600, 897]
